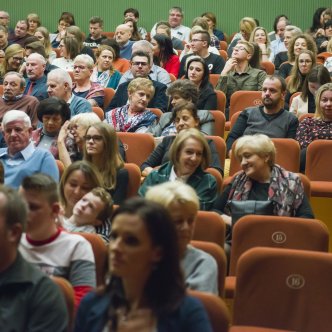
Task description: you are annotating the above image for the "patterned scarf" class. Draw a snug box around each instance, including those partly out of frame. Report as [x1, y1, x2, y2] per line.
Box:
[225, 164, 304, 216]
[90, 68, 110, 88]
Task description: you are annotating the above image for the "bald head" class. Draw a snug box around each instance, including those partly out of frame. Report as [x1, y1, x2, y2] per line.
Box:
[115, 24, 132, 46]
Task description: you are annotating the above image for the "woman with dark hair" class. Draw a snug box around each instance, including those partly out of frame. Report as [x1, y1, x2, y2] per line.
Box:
[290, 65, 331, 116]
[315, 19, 332, 52]
[201, 11, 225, 41]
[52, 36, 80, 71]
[83, 122, 128, 204]
[139, 128, 218, 210]
[308, 7, 327, 37]
[32, 97, 71, 159]
[184, 56, 217, 110]
[151, 34, 180, 77]
[26, 13, 41, 35]
[74, 197, 212, 332]
[141, 101, 223, 176]
[51, 14, 73, 48]
[124, 17, 141, 41]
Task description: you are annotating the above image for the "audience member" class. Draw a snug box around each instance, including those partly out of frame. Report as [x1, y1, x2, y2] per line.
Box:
[191, 17, 220, 50]
[114, 24, 134, 60]
[47, 68, 92, 116]
[226, 75, 298, 153]
[0, 185, 68, 332]
[139, 128, 217, 211]
[269, 17, 288, 62]
[124, 8, 147, 39]
[23, 53, 48, 101]
[118, 40, 171, 86]
[32, 97, 71, 159]
[26, 13, 41, 35]
[83, 16, 104, 49]
[315, 19, 332, 52]
[155, 21, 184, 51]
[268, 14, 289, 42]
[201, 11, 225, 41]
[0, 11, 12, 33]
[8, 20, 30, 46]
[0, 25, 9, 51]
[249, 26, 271, 61]
[308, 7, 327, 37]
[50, 15, 71, 48]
[72, 54, 104, 107]
[146, 181, 218, 294]
[178, 30, 225, 78]
[19, 173, 96, 309]
[0, 44, 24, 82]
[151, 6, 191, 42]
[0, 71, 39, 127]
[105, 77, 157, 132]
[52, 36, 80, 71]
[0, 110, 59, 189]
[106, 51, 168, 112]
[124, 17, 142, 41]
[34, 26, 56, 63]
[91, 45, 121, 89]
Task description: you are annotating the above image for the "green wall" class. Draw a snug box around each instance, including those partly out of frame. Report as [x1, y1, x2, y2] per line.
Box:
[3, 1, 332, 38]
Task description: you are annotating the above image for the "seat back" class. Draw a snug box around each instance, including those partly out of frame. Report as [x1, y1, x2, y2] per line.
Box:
[206, 135, 226, 168]
[92, 106, 104, 120]
[229, 215, 329, 275]
[51, 276, 75, 332]
[191, 240, 227, 296]
[316, 52, 332, 64]
[210, 111, 225, 138]
[260, 61, 275, 75]
[229, 138, 300, 176]
[215, 90, 226, 113]
[117, 132, 155, 167]
[209, 74, 220, 88]
[193, 211, 225, 248]
[103, 87, 115, 110]
[233, 247, 332, 332]
[75, 233, 108, 286]
[229, 90, 262, 120]
[219, 50, 228, 61]
[219, 40, 228, 51]
[298, 113, 314, 122]
[289, 91, 301, 109]
[305, 140, 332, 181]
[188, 290, 230, 332]
[230, 111, 241, 130]
[123, 163, 141, 198]
[0, 85, 3, 96]
[206, 167, 223, 193]
[56, 159, 65, 178]
[101, 31, 115, 39]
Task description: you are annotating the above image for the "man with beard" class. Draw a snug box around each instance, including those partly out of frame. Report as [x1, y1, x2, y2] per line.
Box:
[226, 75, 298, 154]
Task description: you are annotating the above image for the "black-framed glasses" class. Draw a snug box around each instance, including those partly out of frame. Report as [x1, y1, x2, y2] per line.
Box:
[84, 135, 103, 142]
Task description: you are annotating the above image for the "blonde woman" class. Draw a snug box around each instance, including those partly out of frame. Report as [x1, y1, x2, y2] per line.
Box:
[250, 26, 271, 61]
[34, 27, 56, 63]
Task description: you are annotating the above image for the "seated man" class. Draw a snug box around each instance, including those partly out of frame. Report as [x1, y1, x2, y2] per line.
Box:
[106, 51, 168, 112]
[0, 71, 39, 127]
[0, 185, 68, 332]
[72, 54, 104, 108]
[23, 53, 48, 101]
[118, 40, 171, 86]
[19, 173, 97, 309]
[226, 75, 299, 154]
[83, 16, 104, 49]
[0, 111, 59, 189]
[178, 30, 225, 78]
[8, 20, 30, 46]
[63, 187, 113, 244]
[216, 40, 267, 119]
[47, 68, 92, 116]
[115, 24, 134, 60]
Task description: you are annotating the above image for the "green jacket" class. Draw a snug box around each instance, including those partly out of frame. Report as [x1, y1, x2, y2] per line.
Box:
[139, 162, 217, 211]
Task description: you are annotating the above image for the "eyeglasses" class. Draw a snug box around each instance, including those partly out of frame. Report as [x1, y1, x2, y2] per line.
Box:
[131, 61, 148, 66]
[84, 135, 103, 142]
[73, 65, 87, 70]
[299, 59, 312, 64]
[12, 56, 24, 62]
[190, 39, 204, 43]
[233, 46, 249, 53]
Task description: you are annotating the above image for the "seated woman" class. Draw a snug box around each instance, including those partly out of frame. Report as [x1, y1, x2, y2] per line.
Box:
[296, 83, 332, 172]
[32, 97, 71, 159]
[201, 11, 226, 41]
[139, 128, 218, 211]
[315, 19, 332, 53]
[146, 181, 218, 295]
[279, 33, 317, 79]
[124, 17, 141, 41]
[52, 36, 80, 71]
[83, 122, 128, 204]
[184, 56, 217, 110]
[0, 44, 24, 83]
[148, 79, 214, 137]
[141, 102, 223, 176]
[58, 112, 101, 167]
[72, 54, 105, 108]
[249, 26, 271, 62]
[213, 134, 314, 252]
[151, 34, 180, 77]
[34, 26, 57, 63]
[90, 45, 121, 89]
[290, 65, 331, 117]
[74, 198, 212, 332]
[105, 77, 157, 132]
[285, 49, 316, 109]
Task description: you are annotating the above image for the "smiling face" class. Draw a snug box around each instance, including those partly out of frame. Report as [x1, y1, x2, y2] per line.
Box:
[298, 53, 313, 75]
[97, 49, 113, 71]
[175, 109, 199, 133]
[254, 29, 267, 44]
[168, 201, 197, 257]
[294, 38, 308, 56]
[176, 137, 203, 177]
[187, 61, 204, 86]
[238, 148, 271, 182]
[85, 126, 104, 156]
[109, 213, 161, 279]
[320, 90, 332, 121]
[7, 51, 24, 71]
